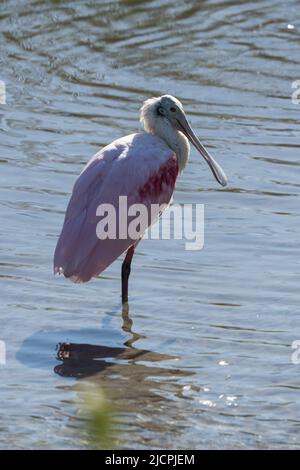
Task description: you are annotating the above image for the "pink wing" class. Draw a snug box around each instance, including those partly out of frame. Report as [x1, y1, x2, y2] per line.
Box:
[54, 132, 178, 283]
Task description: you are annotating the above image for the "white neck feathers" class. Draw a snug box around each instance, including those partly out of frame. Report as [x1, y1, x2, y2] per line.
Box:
[140, 98, 190, 172]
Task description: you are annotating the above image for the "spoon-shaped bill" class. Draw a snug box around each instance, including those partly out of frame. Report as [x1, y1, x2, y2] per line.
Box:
[176, 114, 228, 187]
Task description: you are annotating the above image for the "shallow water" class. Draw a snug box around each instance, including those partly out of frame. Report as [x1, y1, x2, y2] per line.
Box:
[1, 0, 300, 449]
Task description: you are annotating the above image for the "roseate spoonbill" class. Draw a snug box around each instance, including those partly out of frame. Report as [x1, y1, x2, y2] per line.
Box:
[54, 95, 227, 303]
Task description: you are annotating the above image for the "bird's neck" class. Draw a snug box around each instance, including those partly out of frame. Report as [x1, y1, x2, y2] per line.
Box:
[147, 120, 190, 172]
[166, 128, 190, 173]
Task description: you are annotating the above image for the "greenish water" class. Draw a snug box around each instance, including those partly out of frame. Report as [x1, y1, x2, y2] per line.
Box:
[1, 0, 300, 449]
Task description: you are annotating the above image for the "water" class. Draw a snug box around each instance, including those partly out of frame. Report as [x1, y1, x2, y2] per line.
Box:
[1, 0, 300, 449]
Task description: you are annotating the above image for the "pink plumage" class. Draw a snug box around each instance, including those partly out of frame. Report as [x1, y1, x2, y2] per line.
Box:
[54, 132, 178, 283]
[54, 95, 227, 303]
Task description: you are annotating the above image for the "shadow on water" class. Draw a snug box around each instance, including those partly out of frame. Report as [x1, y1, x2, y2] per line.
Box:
[54, 304, 188, 383]
[17, 304, 194, 447]
[16, 304, 194, 447]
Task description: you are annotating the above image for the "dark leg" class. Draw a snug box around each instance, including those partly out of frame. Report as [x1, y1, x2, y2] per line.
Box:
[121, 245, 135, 304]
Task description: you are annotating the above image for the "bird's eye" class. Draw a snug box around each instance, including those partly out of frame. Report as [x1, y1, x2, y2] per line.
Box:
[170, 107, 176, 112]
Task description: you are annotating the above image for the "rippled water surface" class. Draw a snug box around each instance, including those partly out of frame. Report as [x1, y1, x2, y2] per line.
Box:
[1, 0, 300, 449]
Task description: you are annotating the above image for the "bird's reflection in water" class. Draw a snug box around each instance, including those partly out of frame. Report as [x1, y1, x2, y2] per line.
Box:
[54, 304, 194, 446]
[55, 303, 190, 380]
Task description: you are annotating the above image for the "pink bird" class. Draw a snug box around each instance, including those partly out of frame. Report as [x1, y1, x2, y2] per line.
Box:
[54, 95, 227, 304]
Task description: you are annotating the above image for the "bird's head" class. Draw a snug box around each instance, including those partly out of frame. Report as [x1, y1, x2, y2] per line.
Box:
[140, 95, 227, 187]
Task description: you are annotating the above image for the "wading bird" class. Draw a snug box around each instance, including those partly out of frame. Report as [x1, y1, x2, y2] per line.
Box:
[54, 95, 227, 304]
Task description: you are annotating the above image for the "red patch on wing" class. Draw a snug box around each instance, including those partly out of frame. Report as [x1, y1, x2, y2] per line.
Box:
[138, 155, 178, 200]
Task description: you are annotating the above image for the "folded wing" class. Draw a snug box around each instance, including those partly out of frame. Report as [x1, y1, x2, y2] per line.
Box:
[54, 133, 178, 283]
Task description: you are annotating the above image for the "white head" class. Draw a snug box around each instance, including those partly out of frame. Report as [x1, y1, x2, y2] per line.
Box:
[140, 95, 227, 186]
